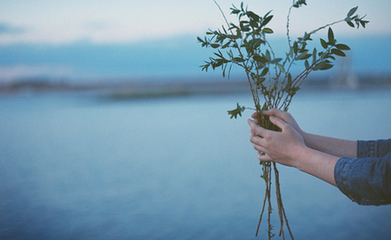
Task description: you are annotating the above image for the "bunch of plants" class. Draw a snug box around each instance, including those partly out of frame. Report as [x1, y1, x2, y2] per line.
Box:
[198, 0, 368, 239]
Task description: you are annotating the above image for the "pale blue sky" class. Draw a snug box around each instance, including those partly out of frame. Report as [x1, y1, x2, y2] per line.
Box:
[0, 0, 390, 82]
[0, 0, 389, 45]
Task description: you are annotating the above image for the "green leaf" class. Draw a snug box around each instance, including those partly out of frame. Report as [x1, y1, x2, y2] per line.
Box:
[291, 86, 300, 94]
[254, 54, 268, 64]
[293, 41, 299, 54]
[347, 6, 358, 17]
[299, 42, 308, 53]
[210, 43, 220, 48]
[305, 59, 309, 69]
[214, 60, 223, 68]
[240, 21, 250, 31]
[287, 73, 292, 84]
[249, 38, 265, 48]
[328, 28, 335, 45]
[221, 41, 230, 49]
[335, 44, 350, 50]
[247, 11, 260, 22]
[314, 61, 333, 71]
[262, 28, 274, 34]
[261, 15, 273, 27]
[288, 47, 294, 58]
[359, 19, 369, 28]
[262, 102, 268, 111]
[320, 38, 328, 49]
[233, 57, 245, 62]
[295, 51, 311, 60]
[230, 4, 241, 15]
[277, 64, 285, 73]
[260, 67, 269, 76]
[331, 48, 346, 57]
[313, 61, 326, 71]
[320, 63, 333, 70]
[271, 58, 282, 64]
[228, 103, 245, 119]
[263, 10, 273, 19]
[265, 50, 271, 62]
[303, 32, 312, 41]
[346, 21, 355, 28]
[312, 48, 317, 64]
[256, 77, 266, 87]
[293, 0, 307, 8]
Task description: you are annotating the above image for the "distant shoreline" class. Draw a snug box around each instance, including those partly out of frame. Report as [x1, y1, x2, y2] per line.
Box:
[1, 73, 391, 98]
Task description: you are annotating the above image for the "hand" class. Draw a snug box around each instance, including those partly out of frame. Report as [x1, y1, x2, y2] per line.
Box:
[249, 109, 340, 186]
[248, 115, 307, 168]
[254, 109, 357, 158]
[251, 108, 303, 136]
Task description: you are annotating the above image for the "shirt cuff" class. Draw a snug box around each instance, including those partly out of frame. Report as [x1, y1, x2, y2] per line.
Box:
[357, 140, 377, 158]
[334, 157, 362, 204]
[334, 156, 391, 206]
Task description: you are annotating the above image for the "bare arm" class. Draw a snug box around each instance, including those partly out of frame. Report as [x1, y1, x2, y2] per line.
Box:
[301, 132, 357, 158]
[293, 145, 339, 186]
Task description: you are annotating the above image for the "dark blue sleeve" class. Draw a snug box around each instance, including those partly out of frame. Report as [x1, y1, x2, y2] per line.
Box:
[358, 139, 391, 158]
[334, 153, 391, 206]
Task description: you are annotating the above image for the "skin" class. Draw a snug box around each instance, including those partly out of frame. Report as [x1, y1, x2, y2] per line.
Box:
[248, 108, 357, 187]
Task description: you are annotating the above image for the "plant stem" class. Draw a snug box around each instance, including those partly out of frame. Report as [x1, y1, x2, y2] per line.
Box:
[274, 162, 294, 239]
[256, 183, 269, 236]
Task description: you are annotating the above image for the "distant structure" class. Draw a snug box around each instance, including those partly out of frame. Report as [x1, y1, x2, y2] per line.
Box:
[329, 53, 358, 90]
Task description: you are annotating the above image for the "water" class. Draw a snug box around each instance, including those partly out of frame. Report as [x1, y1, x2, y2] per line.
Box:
[1, 89, 391, 239]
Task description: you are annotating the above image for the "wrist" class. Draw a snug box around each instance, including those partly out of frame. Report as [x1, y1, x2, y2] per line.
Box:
[293, 147, 339, 186]
[300, 130, 310, 145]
[292, 145, 313, 170]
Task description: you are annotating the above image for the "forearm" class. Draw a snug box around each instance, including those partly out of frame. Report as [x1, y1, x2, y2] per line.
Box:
[302, 132, 357, 158]
[295, 147, 340, 186]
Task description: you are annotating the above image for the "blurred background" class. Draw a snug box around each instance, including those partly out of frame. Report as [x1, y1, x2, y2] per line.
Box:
[1, 0, 391, 239]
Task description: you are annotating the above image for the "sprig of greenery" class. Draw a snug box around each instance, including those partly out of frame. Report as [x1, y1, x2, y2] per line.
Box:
[198, 1, 368, 239]
[198, 1, 368, 118]
[227, 103, 247, 119]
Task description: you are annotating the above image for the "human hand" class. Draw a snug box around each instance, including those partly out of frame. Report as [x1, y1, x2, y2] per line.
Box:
[251, 108, 303, 136]
[248, 115, 307, 168]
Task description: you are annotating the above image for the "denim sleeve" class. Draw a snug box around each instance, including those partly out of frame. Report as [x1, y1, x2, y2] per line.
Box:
[334, 152, 391, 206]
[357, 139, 391, 158]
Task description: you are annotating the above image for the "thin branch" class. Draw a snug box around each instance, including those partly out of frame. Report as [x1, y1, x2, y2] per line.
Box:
[307, 19, 344, 37]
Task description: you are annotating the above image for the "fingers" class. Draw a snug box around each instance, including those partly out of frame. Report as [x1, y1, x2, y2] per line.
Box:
[257, 151, 272, 162]
[252, 109, 282, 118]
[251, 108, 287, 122]
[248, 120, 274, 161]
[247, 119, 267, 137]
[250, 112, 259, 124]
[263, 108, 288, 119]
[268, 116, 288, 130]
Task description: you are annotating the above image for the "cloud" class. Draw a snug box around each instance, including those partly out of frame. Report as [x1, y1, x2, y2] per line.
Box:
[0, 0, 389, 45]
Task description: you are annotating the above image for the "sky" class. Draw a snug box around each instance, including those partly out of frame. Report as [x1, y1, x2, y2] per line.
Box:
[0, 0, 391, 83]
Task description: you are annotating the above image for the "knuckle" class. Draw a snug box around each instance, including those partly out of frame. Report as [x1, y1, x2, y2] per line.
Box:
[263, 132, 271, 140]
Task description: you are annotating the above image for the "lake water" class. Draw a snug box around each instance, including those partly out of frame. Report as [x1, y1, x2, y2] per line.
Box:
[1, 89, 391, 239]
